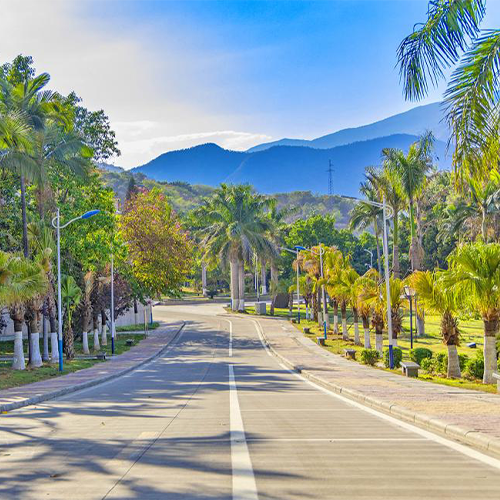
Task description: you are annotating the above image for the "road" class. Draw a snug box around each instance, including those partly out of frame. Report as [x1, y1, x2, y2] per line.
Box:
[1, 303, 500, 499]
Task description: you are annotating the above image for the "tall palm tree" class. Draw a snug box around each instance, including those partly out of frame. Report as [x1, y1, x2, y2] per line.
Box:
[356, 269, 379, 348]
[397, 0, 499, 184]
[350, 180, 383, 275]
[361, 270, 385, 354]
[0, 252, 48, 370]
[366, 166, 405, 278]
[195, 184, 278, 312]
[61, 274, 81, 360]
[448, 241, 500, 383]
[386, 276, 405, 347]
[411, 270, 462, 378]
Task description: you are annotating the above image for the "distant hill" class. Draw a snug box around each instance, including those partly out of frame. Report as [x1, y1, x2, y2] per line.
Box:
[97, 162, 124, 173]
[131, 134, 450, 196]
[247, 102, 448, 152]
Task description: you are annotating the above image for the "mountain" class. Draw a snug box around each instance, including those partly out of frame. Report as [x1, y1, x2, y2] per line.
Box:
[131, 134, 450, 196]
[247, 102, 448, 153]
[97, 162, 124, 173]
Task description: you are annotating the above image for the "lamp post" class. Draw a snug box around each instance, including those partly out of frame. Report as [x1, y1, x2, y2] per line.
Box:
[280, 245, 306, 324]
[339, 194, 394, 367]
[404, 285, 416, 350]
[364, 248, 373, 269]
[52, 209, 100, 372]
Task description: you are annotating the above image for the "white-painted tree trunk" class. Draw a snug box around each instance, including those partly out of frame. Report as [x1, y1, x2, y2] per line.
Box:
[201, 261, 207, 296]
[306, 304, 310, 320]
[363, 327, 371, 349]
[333, 314, 338, 334]
[29, 332, 43, 367]
[238, 261, 245, 312]
[416, 309, 425, 336]
[447, 344, 461, 379]
[354, 322, 360, 345]
[261, 265, 267, 295]
[42, 316, 50, 362]
[101, 320, 107, 346]
[12, 331, 25, 370]
[230, 259, 239, 311]
[342, 318, 349, 340]
[375, 334, 383, 355]
[393, 337, 398, 347]
[483, 335, 497, 384]
[93, 329, 100, 351]
[50, 331, 59, 364]
[82, 331, 90, 354]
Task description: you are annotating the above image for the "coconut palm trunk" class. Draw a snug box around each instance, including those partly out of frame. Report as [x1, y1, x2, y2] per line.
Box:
[101, 310, 108, 346]
[392, 210, 400, 278]
[362, 315, 371, 348]
[483, 319, 498, 384]
[238, 260, 245, 312]
[11, 310, 26, 370]
[93, 315, 100, 352]
[332, 299, 339, 334]
[48, 304, 59, 364]
[42, 302, 49, 362]
[261, 261, 267, 294]
[230, 258, 239, 311]
[341, 304, 349, 340]
[28, 311, 43, 367]
[353, 307, 360, 345]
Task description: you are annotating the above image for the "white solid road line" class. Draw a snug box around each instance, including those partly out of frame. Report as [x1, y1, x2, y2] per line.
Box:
[251, 319, 500, 472]
[229, 365, 259, 500]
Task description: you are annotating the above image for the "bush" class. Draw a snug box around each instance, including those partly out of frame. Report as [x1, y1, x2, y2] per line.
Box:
[420, 357, 433, 372]
[465, 351, 484, 380]
[421, 353, 448, 375]
[383, 347, 403, 368]
[360, 348, 380, 366]
[410, 347, 433, 365]
[458, 354, 469, 371]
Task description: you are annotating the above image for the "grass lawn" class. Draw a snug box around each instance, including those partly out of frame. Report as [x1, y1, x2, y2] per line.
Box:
[116, 321, 160, 332]
[0, 332, 145, 391]
[245, 305, 497, 394]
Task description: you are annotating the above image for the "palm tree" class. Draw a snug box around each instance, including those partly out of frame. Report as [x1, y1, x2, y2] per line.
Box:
[61, 274, 81, 360]
[411, 270, 462, 378]
[361, 270, 385, 354]
[356, 269, 379, 348]
[398, 1, 498, 184]
[386, 277, 404, 347]
[297, 248, 322, 322]
[195, 184, 278, 312]
[0, 252, 48, 370]
[350, 180, 383, 275]
[448, 241, 500, 383]
[366, 166, 405, 278]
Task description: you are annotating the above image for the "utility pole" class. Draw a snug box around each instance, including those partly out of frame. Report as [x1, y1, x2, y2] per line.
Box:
[327, 160, 334, 195]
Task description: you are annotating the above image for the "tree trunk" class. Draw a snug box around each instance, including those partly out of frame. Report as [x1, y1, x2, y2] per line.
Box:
[29, 317, 43, 367]
[12, 315, 26, 370]
[49, 313, 59, 364]
[375, 329, 383, 355]
[261, 261, 267, 295]
[64, 323, 75, 360]
[42, 304, 50, 362]
[341, 306, 349, 340]
[20, 175, 29, 258]
[230, 258, 239, 311]
[82, 331, 90, 354]
[101, 310, 108, 346]
[392, 210, 400, 278]
[374, 217, 382, 276]
[134, 298, 139, 325]
[238, 260, 245, 312]
[362, 316, 371, 348]
[333, 300, 339, 334]
[416, 307, 425, 337]
[483, 319, 498, 384]
[201, 261, 208, 296]
[447, 344, 461, 379]
[353, 308, 360, 345]
[93, 316, 100, 351]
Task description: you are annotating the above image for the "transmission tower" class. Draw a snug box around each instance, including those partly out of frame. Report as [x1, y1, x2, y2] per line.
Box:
[327, 159, 334, 195]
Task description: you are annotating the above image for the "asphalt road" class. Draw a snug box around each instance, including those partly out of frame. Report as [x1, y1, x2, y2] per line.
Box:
[1, 303, 500, 499]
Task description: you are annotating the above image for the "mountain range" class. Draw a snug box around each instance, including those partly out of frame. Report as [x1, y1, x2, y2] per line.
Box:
[126, 102, 451, 196]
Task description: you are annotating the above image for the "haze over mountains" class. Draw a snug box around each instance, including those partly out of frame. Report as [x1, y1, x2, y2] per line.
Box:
[120, 102, 451, 196]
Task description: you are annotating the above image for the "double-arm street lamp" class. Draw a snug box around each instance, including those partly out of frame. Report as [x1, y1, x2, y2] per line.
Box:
[340, 195, 395, 368]
[52, 209, 100, 372]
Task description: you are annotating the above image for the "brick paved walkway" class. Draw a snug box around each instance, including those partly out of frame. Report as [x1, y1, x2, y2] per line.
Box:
[255, 316, 500, 457]
[0, 321, 184, 412]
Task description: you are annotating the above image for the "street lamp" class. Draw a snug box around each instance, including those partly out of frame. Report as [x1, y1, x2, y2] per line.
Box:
[364, 248, 373, 269]
[404, 285, 416, 350]
[52, 209, 100, 372]
[280, 245, 305, 324]
[339, 194, 395, 368]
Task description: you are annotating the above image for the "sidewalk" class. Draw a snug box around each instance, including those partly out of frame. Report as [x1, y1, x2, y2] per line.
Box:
[255, 316, 500, 458]
[0, 321, 184, 413]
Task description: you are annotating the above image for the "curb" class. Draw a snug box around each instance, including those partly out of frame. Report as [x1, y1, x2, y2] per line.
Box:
[255, 319, 500, 459]
[0, 322, 185, 414]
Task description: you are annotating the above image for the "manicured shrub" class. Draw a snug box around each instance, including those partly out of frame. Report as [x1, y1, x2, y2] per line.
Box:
[434, 353, 448, 374]
[465, 351, 484, 380]
[360, 348, 380, 366]
[458, 354, 469, 371]
[383, 347, 403, 368]
[410, 347, 433, 365]
[420, 357, 433, 372]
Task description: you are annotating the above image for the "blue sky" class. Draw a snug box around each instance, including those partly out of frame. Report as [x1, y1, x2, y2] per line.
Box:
[3, 1, 500, 167]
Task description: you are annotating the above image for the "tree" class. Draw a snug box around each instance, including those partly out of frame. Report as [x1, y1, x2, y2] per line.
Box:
[61, 274, 81, 359]
[120, 188, 192, 298]
[356, 269, 379, 348]
[193, 184, 277, 311]
[411, 270, 462, 378]
[448, 241, 500, 383]
[0, 252, 48, 370]
[397, 0, 499, 183]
